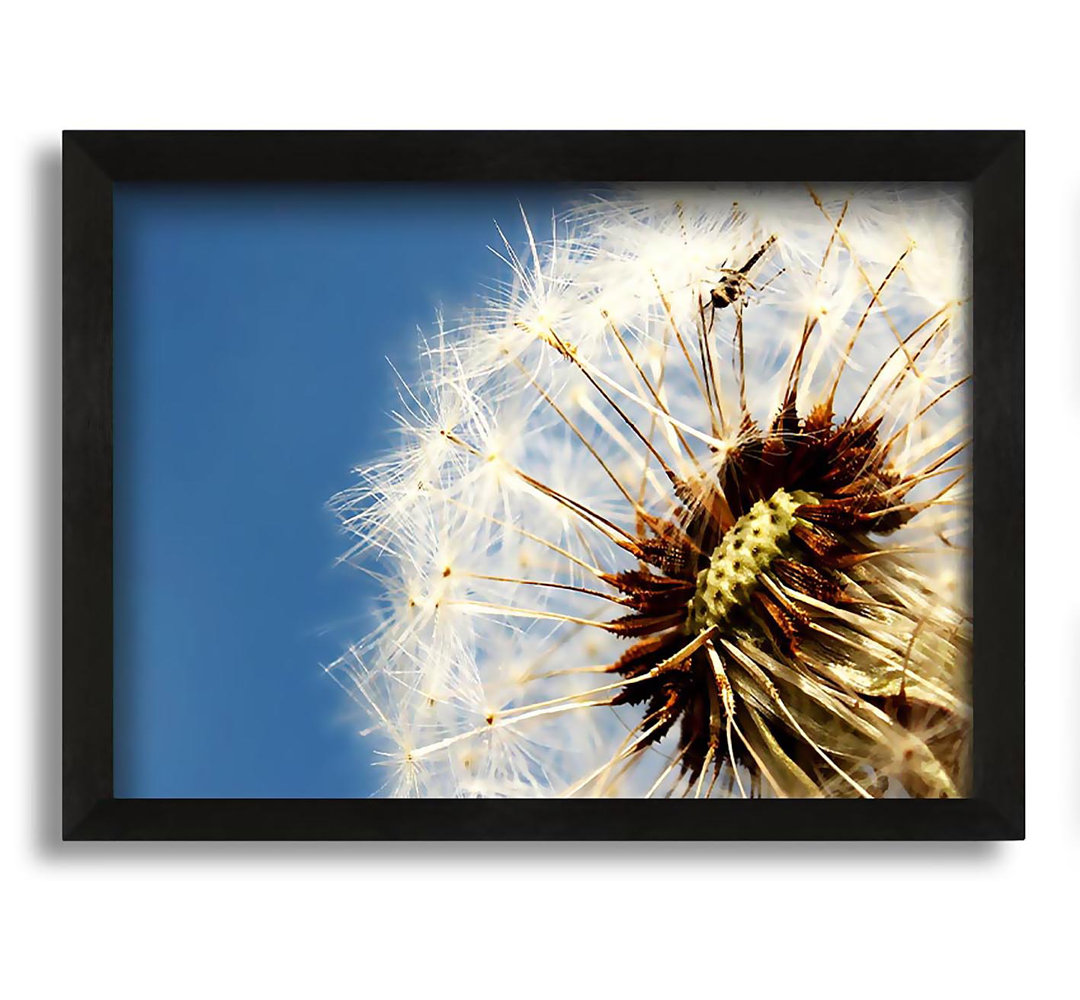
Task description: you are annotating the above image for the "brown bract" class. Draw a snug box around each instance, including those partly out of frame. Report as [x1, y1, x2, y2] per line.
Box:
[603, 384, 957, 796]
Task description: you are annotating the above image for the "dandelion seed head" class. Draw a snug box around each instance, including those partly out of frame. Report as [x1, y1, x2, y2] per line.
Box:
[333, 184, 973, 799]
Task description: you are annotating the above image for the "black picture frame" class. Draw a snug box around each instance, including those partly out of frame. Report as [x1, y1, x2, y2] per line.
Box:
[63, 130, 1023, 840]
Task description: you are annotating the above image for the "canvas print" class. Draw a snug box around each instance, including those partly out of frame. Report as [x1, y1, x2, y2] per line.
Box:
[329, 184, 972, 799]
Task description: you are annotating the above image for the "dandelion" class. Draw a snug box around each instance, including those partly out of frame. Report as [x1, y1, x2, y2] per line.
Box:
[330, 184, 972, 799]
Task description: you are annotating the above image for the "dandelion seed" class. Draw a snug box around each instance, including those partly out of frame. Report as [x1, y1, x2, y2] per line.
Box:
[331, 184, 972, 798]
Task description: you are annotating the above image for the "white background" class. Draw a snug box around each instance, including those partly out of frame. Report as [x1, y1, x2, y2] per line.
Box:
[3, 3, 1071, 997]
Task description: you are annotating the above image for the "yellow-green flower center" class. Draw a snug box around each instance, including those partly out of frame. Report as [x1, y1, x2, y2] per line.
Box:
[686, 488, 814, 633]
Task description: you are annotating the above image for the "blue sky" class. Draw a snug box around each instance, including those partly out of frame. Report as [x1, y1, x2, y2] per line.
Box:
[113, 183, 589, 797]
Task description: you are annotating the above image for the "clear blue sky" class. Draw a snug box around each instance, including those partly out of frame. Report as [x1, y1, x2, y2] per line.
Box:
[113, 183, 589, 797]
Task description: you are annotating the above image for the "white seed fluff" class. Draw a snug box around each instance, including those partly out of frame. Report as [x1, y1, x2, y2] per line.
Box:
[329, 184, 972, 798]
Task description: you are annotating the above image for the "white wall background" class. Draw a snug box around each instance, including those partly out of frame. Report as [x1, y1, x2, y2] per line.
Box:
[3, 3, 1070, 996]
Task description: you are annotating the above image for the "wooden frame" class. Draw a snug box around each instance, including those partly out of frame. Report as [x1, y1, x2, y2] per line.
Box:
[63, 131, 1023, 839]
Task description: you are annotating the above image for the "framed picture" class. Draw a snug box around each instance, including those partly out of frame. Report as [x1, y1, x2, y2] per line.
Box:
[63, 130, 1023, 839]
